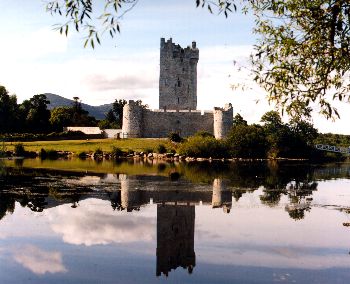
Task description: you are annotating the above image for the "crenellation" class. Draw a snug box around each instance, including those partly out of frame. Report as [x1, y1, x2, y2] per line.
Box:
[122, 38, 233, 139]
[159, 38, 199, 110]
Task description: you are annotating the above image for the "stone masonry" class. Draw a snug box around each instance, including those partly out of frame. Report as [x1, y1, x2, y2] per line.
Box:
[159, 38, 198, 110]
[122, 38, 233, 139]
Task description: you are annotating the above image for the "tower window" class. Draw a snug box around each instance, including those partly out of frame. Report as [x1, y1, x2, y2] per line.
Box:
[177, 97, 180, 104]
[177, 79, 181, 87]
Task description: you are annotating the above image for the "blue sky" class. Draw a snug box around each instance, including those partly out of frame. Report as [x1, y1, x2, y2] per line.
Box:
[0, 0, 349, 134]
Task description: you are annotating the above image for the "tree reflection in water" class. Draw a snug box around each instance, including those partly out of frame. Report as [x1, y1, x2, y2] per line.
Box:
[1, 161, 350, 276]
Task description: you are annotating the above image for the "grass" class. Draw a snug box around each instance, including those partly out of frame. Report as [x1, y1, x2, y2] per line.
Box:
[4, 138, 170, 154]
[3, 158, 176, 176]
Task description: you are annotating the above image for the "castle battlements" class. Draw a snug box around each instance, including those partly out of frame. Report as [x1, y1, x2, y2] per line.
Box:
[122, 38, 233, 139]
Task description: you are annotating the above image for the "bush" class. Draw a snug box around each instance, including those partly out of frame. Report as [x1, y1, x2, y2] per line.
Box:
[157, 144, 167, 154]
[178, 136, 228, 158]
[227, 124, 268, 158]
[14, 143, 26, 156]
[144, 148, 153, 154]
[195, 131, 215, 138]
[39, 148, 58, 159]
[94, 148, 103, 155]
[111, 146, 124, 158]
[168, 132, 182, 143]
[39, 148, 47, 159]
[78, 151, 87, 159]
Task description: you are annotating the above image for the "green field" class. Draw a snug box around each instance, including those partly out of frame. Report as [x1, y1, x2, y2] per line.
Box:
[4, 138, 170, 153]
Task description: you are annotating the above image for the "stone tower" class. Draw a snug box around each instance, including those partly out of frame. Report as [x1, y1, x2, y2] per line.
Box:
[214, 103, 234, 139]
[159, 38, 199, 110]
[122, 100, 143, 138]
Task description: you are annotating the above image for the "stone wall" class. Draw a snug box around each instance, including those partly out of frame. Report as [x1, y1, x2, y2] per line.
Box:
[213, 104, 234, 139]
[103, 129, 122, 138]
[64, 127, 102, 135]
[159, 38, 199, 110]
[142, 109, 214, 138]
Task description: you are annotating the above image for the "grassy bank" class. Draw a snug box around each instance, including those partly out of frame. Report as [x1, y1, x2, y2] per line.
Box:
[4, 138, 169, 154]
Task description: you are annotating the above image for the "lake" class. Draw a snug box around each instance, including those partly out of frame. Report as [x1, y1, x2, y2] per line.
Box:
[1, 159, 350, 283]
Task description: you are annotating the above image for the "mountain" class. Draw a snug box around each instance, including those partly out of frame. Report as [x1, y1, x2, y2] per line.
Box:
[44, 93, 113, 120]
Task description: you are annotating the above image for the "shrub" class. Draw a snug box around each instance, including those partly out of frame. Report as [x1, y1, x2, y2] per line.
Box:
[78, 151, 87, 159]
[111, 146, 124, 158]
[14, 143, 26, 156]
[178, 136, 228, 158]
[144, 148, 153, 155]
[39, 148, 47, 159]
[94, 148, 103, 156]
[168, 132, 182, 143]
[46, 149, 59, 159]
[227, 124, 268, 158]
[39, 148, 58, 159]
[157, 144, 167, 154]
[195, 131, 215, 138]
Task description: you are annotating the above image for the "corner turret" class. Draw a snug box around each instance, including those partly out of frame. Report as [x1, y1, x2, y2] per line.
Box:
[122, 100, 143, 138]
[213, 103, 233, 139]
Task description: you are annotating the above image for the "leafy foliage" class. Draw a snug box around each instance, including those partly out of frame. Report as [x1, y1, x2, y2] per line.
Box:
[13, 143, 26, 156]
[156, 144, 167, 154]
[46, 0, 236, 47]
[46, 0, 140, 48]
[227, 123, 267, 158]
[168, 132, 183, 143]
[178, 135, 227, 158]
[179, 112, 319, 159]
[44, 1, 350, 119]
[0, 86, 19, 133]
[251, 0, 350, 119]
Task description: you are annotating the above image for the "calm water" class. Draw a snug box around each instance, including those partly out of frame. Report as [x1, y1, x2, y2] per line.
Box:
[1, 159, 350, 283]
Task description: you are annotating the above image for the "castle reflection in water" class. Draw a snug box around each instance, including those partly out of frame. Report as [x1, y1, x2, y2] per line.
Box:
[0, 168, 319, 277]
[118, 175, 232, 277]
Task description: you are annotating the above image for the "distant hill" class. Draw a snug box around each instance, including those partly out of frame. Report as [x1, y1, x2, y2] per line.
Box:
[44, 93, 113, 120]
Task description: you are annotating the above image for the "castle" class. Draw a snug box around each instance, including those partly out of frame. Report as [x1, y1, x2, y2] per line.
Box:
[122, 38, 233, 139]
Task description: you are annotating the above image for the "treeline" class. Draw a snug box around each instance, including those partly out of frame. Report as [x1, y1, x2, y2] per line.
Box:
[178, 111, 320, 159]
[0, 86, 140, 135]
[0, 86, 97, 133]
[316, 133, 350, 148]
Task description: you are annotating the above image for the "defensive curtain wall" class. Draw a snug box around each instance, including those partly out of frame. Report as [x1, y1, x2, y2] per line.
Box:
[122, 100, 233, 139]
[66, 38, 233, 139]
[122, 38, 233, 139]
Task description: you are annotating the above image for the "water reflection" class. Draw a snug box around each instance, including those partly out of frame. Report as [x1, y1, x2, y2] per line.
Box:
[1, 162, 349, 223]
[156, 204, 195, 277]
[1, 161, 350, 282]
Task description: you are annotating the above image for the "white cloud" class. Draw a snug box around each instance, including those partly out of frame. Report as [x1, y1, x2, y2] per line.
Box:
[0, 28, 68, 61]
[13, 245, 67, 275]
[0, 37, 348, 134]
[47, 200, 156, 246]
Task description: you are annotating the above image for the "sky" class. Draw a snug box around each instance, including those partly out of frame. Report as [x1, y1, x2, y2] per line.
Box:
[0, 0, 349, 134]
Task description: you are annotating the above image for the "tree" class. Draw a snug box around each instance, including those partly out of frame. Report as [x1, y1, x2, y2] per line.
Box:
[0, 86, 19, 133]
[46, 0, 235, 48]
[232, 113, 247, 126]
[98, 109, 119, 129]
[251, 0, 350, 119]
[112, 99, 127, 127]
[70, 97, 97, 126]
[46, 1, 350, 119]
[227, 124, 268, 158]
[50, 106, 73, 131]
[112, 99, 147, 127]
[25, 94, 51, 133]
